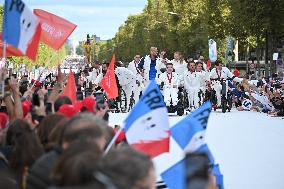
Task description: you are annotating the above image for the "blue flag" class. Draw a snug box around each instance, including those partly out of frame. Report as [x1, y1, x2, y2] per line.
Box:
[161, 101, 216, 189]
[212, 164, 224, 189]
[171, 101, 212, 152]
[124, 81, 170, 158]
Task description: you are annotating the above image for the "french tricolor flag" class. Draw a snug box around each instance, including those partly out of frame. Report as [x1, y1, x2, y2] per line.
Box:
[124, 81, 170, 158]
[2, 0, 41, 61]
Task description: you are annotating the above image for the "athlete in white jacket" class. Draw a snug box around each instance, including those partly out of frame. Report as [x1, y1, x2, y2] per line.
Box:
[128, 54, 144, 104]
[196, 61, 210, 103]
[87, 63, 101, 84]
[170, 51, 187, 77]
[182, 61, 203, 110]
[115, 66, 137, 111]
[138, 47, 163, 87]
[210, 61, 241, 106]
[158, 63, 180, 106]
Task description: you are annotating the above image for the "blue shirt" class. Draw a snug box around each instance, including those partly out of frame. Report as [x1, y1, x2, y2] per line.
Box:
[149, 59, 157, 80]
[138, 55, 157, 80]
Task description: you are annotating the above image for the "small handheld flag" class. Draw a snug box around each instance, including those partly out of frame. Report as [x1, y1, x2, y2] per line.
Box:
[124, 81, 170, 158]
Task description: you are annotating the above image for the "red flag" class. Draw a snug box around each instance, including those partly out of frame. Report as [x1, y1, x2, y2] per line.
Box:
[99, 55, 118, 99]
[61, 70, 77, 104]
[206, 59, 211, 71]
[34, 9, 77, 50]
[0, 33, 23, 57]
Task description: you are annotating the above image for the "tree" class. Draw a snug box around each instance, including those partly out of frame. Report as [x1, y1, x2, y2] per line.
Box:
[9, 43, 66, 68]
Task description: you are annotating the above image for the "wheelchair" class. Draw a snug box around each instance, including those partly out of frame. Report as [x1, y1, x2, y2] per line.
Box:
[160, 83, 187, 116]
[209, 79, 233, 113]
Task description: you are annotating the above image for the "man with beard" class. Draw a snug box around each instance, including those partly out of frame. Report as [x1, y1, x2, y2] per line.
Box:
[93, 62, 109, 87]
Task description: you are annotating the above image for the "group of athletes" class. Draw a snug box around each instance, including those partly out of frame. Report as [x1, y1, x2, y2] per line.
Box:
[81, 47, 241, 113]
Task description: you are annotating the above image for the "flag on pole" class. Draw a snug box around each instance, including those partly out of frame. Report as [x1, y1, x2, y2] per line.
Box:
[212, 164, 224, 189]
[2, 0, 41, 61]
[99, 54, 118, 99]
[209, 39, 217, 62]
[124, 81, 170, 158]
[61, 70, 77, 104]
[34, 9, 77, 50]
[0, 33, 23, 57]
[161, 101, 215, 189]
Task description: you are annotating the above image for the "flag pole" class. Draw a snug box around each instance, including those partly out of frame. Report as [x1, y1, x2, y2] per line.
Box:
[104, 125, 124, 155]
[1, 41, 7, 96]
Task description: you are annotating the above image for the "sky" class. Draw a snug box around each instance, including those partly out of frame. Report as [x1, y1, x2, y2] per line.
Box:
[1, 0, 147, 41]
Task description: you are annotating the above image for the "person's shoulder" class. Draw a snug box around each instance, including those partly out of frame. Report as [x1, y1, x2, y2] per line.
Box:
[222, 66, 230, 71]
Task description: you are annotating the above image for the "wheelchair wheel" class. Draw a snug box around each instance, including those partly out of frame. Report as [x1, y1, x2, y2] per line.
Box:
[227, 91, 233, 112]
[128, 92, 135, 111]
[118, 88, 127, 113]
[221, 96, 227, 113]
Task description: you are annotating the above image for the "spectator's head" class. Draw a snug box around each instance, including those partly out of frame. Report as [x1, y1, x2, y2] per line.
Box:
[37, 114, 67, 150]
[60, 113, 108, 150]
[8, 119, 43, 183]
[54, 96, 72, 112]
[99, 146, 156, 189]
[81, 96, 96, 113]
[58, 104, 79, 118]
[46, 116, 70, 150]
[51, 140, 102, 187]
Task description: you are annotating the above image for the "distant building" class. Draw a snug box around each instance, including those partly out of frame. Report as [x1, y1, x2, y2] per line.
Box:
[92, 34, 101, 42]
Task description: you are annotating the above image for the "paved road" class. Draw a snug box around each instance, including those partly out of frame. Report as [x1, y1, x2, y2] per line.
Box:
[109, 110, 284, 189]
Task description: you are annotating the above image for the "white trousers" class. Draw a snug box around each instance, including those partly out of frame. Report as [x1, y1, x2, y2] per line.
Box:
[187, 87, 200, 109]
[163, 86, 178, 106]
[121, 84, 134, 110]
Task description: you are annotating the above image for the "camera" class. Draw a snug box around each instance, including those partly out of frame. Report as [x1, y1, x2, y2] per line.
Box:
[95, 91, 106, 110]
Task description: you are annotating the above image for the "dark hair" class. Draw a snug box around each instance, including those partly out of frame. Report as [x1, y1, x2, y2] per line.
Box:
[102, 126, 115, 149]
[8, 119, 44, 185]
[214, 59, 222, 66]
[63, 126, 103, 145]
[166, 62, 173, 67]
[54, 96, 72, 112]
[99, 146, 154, 189]
[37, 114, 67, 150]
[51, 140, 102, 187]
[196, 61, 203, 66]
[47, 117, 70, 148]
[102, 62, 109, 67]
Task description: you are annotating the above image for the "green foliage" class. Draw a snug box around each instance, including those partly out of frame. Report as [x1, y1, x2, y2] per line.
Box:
[9, 43, 66, 68]
[97, 0, 284, 63]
